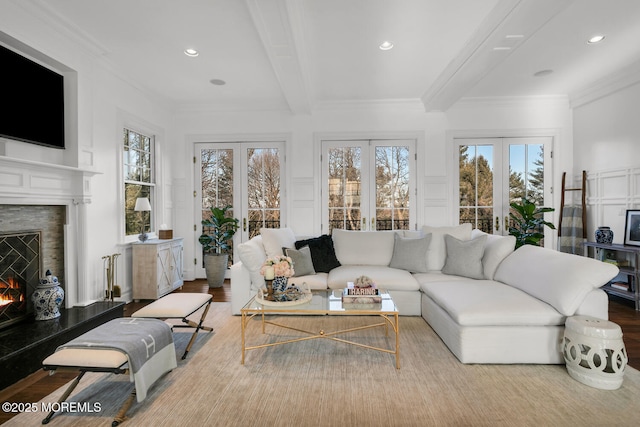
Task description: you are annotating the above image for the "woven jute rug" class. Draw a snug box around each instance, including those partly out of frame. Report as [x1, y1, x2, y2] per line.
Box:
[7, 302, 640, 426]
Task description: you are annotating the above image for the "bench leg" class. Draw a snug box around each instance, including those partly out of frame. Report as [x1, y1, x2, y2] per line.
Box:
[181, 299, 213, 359]
[42, 370, 86, 424]
[112, 388, 136, 426]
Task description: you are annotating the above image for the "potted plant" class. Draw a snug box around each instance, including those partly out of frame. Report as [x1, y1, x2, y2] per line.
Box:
[508, 197, 556, 249]
[198, 205, 239, 288]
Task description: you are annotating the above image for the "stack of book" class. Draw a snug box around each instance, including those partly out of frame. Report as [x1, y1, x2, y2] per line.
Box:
[341, 287, 382, 304]
[610, 282, 630, 292]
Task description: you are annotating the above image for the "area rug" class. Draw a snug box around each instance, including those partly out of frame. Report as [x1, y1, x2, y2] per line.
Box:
[7, 302, 639, 426]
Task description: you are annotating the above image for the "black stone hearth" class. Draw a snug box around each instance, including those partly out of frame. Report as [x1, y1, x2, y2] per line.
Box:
[0, 301, 124, 391]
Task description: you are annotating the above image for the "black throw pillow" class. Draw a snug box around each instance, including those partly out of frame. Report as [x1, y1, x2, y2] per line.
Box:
[294, 234, 341, 273]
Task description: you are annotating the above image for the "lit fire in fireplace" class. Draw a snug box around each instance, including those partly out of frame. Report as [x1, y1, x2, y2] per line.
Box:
[0, 277, 24, 307]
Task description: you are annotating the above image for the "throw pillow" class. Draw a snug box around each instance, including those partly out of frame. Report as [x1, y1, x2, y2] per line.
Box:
[422, 223, 473, 271]
[389, 233, 432, 273]
[442, 234, 487, 279]
[470, 229, 516, 280]
[295, 235, 341, 273]
[260, 228, 296, 258]
[236, 235, 267, 290]
[284, 246, 316, 277]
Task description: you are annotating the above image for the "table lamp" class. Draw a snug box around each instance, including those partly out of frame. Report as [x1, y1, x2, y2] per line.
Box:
[134, 197, 152, 242]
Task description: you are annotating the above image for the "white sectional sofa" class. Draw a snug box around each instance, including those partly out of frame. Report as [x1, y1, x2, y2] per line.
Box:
[230, 225, 619, 364]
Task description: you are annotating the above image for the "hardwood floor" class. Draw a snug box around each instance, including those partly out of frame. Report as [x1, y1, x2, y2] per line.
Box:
[0, 281, 638, 425]
[608, 295, 640, 368]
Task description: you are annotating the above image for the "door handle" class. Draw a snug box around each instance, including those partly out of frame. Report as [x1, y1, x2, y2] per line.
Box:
[371, 217, 376, 230]
[243, 218, 247, 232]
[495, 216, 500, 232]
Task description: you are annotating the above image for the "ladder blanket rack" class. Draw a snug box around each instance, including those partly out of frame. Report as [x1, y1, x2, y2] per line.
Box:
[558, 170, 587, 254]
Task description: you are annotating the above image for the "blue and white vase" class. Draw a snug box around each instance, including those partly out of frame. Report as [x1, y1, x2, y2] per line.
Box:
[32, 270, 64, 320]
[595, 226, 614, 244]
[272, 276, 288, 293]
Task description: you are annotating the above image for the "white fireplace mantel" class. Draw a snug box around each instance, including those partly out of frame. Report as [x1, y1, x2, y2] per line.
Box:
[0, 155, 101, 308]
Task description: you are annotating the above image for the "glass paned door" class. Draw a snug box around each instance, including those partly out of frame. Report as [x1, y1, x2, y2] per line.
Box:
[458, 143, 496, 233]
[375, 145, 411, 231]
[322, 139, 415, 233]
[456, 137, 552, 241]
[326, 144, 364, 231]
[245, 147, 281, 239]
[196, 141, 284, 278]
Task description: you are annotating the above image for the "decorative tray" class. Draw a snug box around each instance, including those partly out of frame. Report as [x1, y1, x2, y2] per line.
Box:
[255, 283, 313, 307]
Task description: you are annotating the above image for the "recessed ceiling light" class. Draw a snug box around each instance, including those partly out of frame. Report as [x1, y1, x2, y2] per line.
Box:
[379, 41, 394, 51]
[534, 69, 554, 77]
[184, 48, 199, 57]
[587, 35, 605, 44]
[209, 79, 226, 86]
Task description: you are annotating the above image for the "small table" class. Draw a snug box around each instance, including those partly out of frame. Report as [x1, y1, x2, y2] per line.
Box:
[561, 315, 627, 390]
[241, 290, 400, 368]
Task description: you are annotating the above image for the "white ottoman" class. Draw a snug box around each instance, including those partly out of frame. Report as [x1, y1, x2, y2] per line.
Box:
[561, 315, 627, 390]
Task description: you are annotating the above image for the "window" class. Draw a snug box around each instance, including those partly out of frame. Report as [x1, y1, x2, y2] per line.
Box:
[124, 128, 155, 237]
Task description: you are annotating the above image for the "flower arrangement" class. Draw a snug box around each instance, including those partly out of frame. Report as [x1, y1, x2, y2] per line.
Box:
[260, 255, 295, 279]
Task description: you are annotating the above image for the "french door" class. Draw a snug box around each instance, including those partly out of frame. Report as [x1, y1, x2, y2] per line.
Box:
[321, 139, 416, 233]
[195, 141, 285, 278]
[455, 136, 553, 241]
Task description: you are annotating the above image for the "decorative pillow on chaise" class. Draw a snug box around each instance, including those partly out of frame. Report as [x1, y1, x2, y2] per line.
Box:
[284, 246, 316, 277]
[295, 235, 341, 273]
[236, 235, 267, 290]
[260, 228, 296, 258]
[442, 234, 486, 279]
[470, 229, 516, 280]
[422, 223, 473, 271]
[389, 233, 431, 273]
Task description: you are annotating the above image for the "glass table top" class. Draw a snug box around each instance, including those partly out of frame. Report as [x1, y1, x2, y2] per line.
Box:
[242, 289, 398, 314]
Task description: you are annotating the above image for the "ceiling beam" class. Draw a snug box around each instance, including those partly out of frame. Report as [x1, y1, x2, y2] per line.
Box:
[245, 0, 311, 114]
[421, 0, 573, 112]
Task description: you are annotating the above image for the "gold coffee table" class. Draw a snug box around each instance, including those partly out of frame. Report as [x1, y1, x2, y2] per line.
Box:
[240, 289, 400, 368]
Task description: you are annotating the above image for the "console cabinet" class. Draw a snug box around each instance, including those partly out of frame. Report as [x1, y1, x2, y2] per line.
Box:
[132, 238, 183, 300]
[584, 241, 640, 311]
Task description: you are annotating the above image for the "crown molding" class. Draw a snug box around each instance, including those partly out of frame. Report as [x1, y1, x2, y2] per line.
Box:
[15, 0, 109, 58]
[451, 95, 570, 109]
[312, 98, 425, 112]
[569, 59, 640, 109]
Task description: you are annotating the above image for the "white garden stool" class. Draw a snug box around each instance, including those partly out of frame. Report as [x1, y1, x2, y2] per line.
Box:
[561, 315, 627, 390]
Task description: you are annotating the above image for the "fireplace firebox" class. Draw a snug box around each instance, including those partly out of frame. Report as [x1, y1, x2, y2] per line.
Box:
[0, 231, 41, 329]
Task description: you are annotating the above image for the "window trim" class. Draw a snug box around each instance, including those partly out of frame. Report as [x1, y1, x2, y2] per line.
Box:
[117, 110, 164, 244]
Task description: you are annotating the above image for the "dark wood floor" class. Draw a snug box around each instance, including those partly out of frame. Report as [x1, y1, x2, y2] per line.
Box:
[0, 280, 638, 425]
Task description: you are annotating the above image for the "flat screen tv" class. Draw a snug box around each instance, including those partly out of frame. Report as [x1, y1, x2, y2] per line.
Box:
[0, 44, 65, 149]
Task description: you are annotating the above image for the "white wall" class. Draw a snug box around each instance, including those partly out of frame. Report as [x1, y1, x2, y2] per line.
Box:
[0, 4, 174, 303]
[172, 98, 574, 279]
[574, 79, 640, 243]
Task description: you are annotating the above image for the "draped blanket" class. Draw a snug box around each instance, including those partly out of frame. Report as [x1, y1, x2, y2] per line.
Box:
[558, 205, 585, 255]
[57, 318, 177, 401]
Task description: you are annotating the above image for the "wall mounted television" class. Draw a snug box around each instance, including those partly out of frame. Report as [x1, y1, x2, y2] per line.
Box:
[0, 44, 65, 149]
